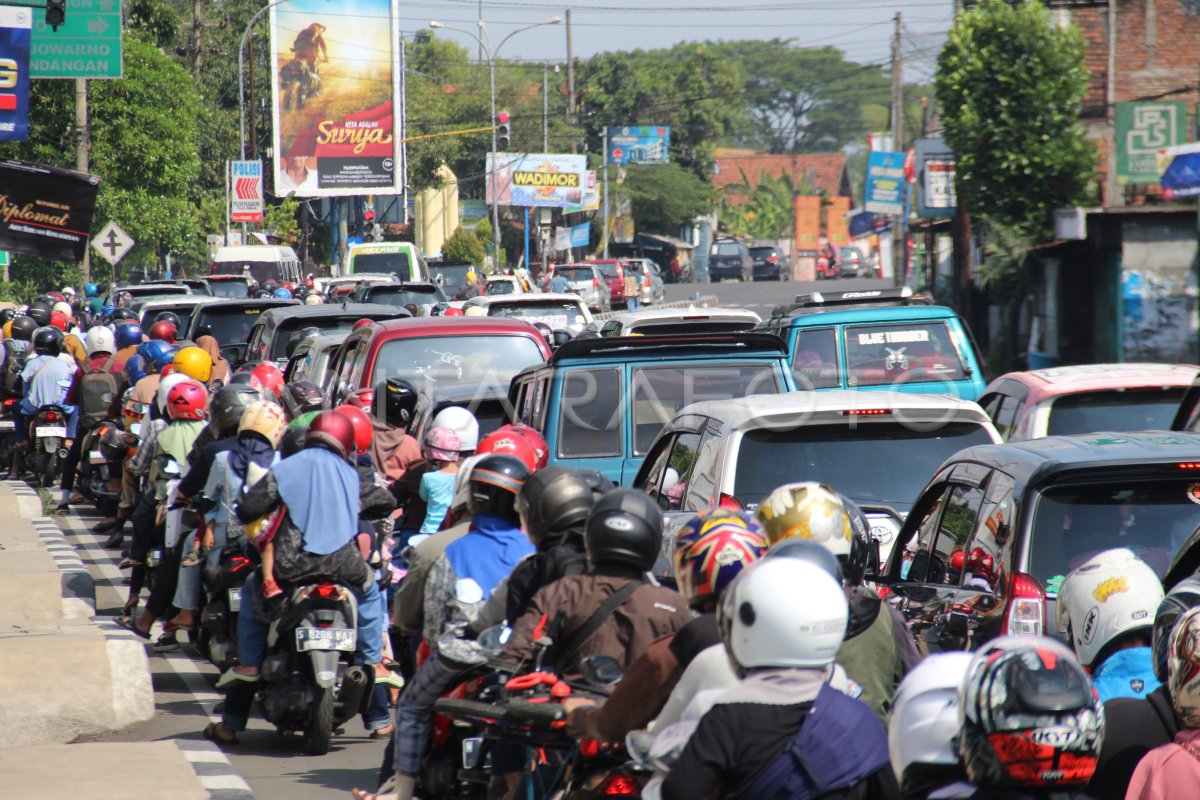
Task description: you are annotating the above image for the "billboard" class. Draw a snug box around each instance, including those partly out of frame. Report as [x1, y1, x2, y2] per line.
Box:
[864, 151, 906, 216]
[270, 0, 401, 197]
[0, 159, 100, 262]
[914, 138, 956, 217]
[0, 7, 32, 142]
[607, 126, 670, 165]
[1117, 101, 1188, 184]
[485, 153, 588, 209]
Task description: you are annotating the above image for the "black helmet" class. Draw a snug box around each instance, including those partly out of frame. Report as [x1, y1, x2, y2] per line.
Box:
[262, 279, 279, 293]
[33, 326, 64, 356]
[108, 307, 137, 323]
[282, 379, 324, 419]
[9, 314, 38, 341]
[841, 498, 879, 586]
[574, 329, 600, 341]
[154, 311, 182, 329]
[516, 467, 609, 545]
[280, 425, 308, 458]
[26, 302, 51, 327]
[1153, 574, 1200, 682]
[0, 308, 14, 325]
[764, 538, 844, 585]
[209, 385, 262, 438]
[585, 488, 663, 571]
[383, 377, 418, 430]
[549, 330, 571, 349]
[33, 294, 54, 307]
[466, 454, 530, 522]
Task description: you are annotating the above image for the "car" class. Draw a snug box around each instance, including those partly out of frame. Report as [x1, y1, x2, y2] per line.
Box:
[108, 284, 192, 306]
[409, 384, 516, 448]
[137, 297, 223, 339]
[185, 298, 299, 366]
[507, 333, 798, 485]
[547, 264, 611, 313]
[210, 244, 301, 286]
[355, 282, 448, 314]
[462, 294, 594, 335]
[757, 287, 988, 401]
[707, 238, 753, 282]
[839, 246, 871, 278]
[325, 316, 553, 407]
[485, 271, 538, 296]
[143, 278, 213, 295]
[595, 307, 761, 338]
[429, 261, 483, 301]
[205, 275, 255, 298]
[980, 363, 1200, 442]
[283, 332, 350, 389]
[621, 258, 666, 305]
[324, 274, 397, 301]
[344, 241, 426, 282]
[750, 246, 789, 281]
[880, 431, 1200, 652]
[581, 259, 627, 308]
[635, 391, 1002, 566]
[245, 303, 403, 370]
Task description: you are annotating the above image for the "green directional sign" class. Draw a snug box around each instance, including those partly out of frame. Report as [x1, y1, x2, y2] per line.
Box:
[30, 0, 123, 79]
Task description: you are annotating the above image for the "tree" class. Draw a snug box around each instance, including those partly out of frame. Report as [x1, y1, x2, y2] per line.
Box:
[620, 164, 713, 235]
[720, 169, 814, 240]
[935, 0, 1095, 239]
[442, 226, 486, 265]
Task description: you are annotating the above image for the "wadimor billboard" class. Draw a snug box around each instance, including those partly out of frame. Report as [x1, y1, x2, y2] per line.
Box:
[485, 153, 588, 209]
[270, 0, 401, 197]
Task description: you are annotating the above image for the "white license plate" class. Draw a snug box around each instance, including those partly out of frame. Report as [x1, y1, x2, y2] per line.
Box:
[462, 737, 484, 769]
[295, 627, 355, 653]
[36, 426, 66, 438]
[228, 589, 241, 613]
[0, 420, 13, 431]
[89, 450, 105, 464]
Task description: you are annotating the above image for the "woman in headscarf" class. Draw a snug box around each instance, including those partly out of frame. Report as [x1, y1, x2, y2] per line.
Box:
[197, 335, 230, 389]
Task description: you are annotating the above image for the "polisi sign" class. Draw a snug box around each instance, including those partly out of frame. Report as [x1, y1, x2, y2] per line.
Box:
[0, 7, 32, 142]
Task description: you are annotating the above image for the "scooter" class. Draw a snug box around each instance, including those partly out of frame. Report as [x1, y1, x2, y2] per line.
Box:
[197, 545, 254, 671]
[27, 404, 70, 488]
[76, 417, 121, 503]
[0, 395, 20, 464]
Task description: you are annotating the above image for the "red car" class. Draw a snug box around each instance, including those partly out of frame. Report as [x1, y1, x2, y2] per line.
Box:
[326, 316, 553, 406]
[582, 259, 627, 307]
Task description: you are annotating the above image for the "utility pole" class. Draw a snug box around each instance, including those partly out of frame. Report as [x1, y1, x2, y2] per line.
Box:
[542, 65, 549, 151]
[75, 78, 90, 284]
[601, 127, 609, 258]
[477, 0, 483, 61]
[192, 0, 204, 79]
[890, 12, 903, 152]
[248, 32, 257, 158]
[566, 10, 575, 131]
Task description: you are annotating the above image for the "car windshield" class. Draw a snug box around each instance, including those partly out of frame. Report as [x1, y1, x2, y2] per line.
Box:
[366, 286, 445, 308]
[129, 293, 194, 312]
[556, 268, 594, 283]
[373, 335, 545, 393]
[271, 317, 384, 361]
[1046, 389, 1186, 436]
[207, 280, 249, 298]
[196, 306, 273, 346]
[1029, 479, 1200, 586]
[732, 421, 994, 508]
[623, 261, 643, 274]
[487, 280, 517, 295]
[843, 321, 968, 387]
[488, 300, 587, 329]
[352, 252, 413, 279]
[750, 248, 775, 259]
[212, 261, 281, 285]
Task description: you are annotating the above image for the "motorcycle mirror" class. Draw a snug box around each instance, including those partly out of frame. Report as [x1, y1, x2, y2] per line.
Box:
[578, 654, 624, 687]
[477, 624, 511, 653]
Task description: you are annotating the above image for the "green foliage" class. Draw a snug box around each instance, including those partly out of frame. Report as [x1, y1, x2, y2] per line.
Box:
[473, 217, 494, 250]
[620, 164, 713, 235]
[720, 169, 813, 240]
[935, 0, 1095, 240]
[442, 226, 486, 265]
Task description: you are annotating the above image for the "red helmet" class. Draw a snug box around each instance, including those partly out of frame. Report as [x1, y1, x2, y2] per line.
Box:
[506, 423, 549, 469]
[160, 363, 175, 377]
[950, 550, 966, 571]
[250, 362, 285, 398]
[965, 547, 995, 579]
[149, 320, 177, 343]
[49, 311, 69, 331]
[305, 410, 356, 458]
[476, 427, 539, 472]
[347, 388, 374, 410]
[336, 404, 373, 454]
[47, 292, 65, 303]
[443, 307, 465, 317]
[166, 380, 208, 421]
[352, 318, 374, 332]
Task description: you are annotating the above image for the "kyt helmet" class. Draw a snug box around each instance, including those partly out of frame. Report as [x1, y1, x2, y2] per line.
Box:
[1153, 574, 1200, 683]
[889, 653, 975, 799]
[504, 422, 549, 470]
[249, 362, 285, 398]
[26, 302, 51, 327]
[153, 311, 182, 330]
[33, 327, 64, 356]
[959, 636, 1103, 789]
[1055, 548, 1163, 668]
[137, 339, 177, 372]
[383, 377, 418, 430]
[754, 482, 877, 585]
[84, 326, 116, 357]
[336, 404, 373, 454]
[166, 381, 208, 421]
[114, 322, 143, 350]
[305, 410, 356, 458]
[515, 466, 608, 545]
[1166, 606, 1200, 727]
[238, 400, 288, 447]
[673, 509, 768, 610]
[8, 315, 36, 341]
[155, 373, 195, 417]
[210, 385, 263, 439]
[431, 405, 478, 452]
[148, 320, 177, 343]
[172, 346, 213, 383]
[585, 488, 663, 572]
[466, 453, 530, 522]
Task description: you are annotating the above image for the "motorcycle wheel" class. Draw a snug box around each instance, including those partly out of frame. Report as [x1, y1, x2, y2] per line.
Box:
[303, 687, 335, 755]
[41, 449, 58, 488]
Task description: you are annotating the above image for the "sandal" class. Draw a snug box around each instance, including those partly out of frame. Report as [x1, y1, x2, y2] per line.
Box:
[203, 722, 239, 746]
[113, 615, 150, 640]
[369, 724, 395, 739]
[121, 597, 138, 616]
[350, 777, 396, 800]
[117, 558, 141, 570]
[215, 668, 261, 689]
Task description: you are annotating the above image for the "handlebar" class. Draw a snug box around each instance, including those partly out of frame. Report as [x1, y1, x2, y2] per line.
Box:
[433, 697, 565, 726]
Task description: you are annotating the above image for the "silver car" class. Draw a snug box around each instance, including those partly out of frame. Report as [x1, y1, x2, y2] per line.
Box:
[622, 258, 666, 305]
[551, 264, 611, 313]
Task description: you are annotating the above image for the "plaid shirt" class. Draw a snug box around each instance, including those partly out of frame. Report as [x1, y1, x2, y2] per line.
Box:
[128, 417, 166, 476]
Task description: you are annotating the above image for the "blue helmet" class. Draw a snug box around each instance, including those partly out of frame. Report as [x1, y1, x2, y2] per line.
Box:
[114, 322, 142, 350]
[84, 283, 99, 297]
[124, 353, 148, 386]
[137, 339, 176, 371]
[273, 287, 293, 299]
[100, 304, 116, 320]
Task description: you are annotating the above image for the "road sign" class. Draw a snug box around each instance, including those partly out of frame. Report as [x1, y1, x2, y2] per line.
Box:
[30, 0, 122, 79]
[91, 220, 133, 265]
[0, 250, 8, 267]
[230, 160, 263, 223]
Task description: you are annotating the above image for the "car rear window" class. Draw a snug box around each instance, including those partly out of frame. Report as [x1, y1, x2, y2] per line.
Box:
[1046, 388, 1186, 436]
[207, 279, 250, 298]
[592, 262, 619, 278]
[271, 317, 386, 361]
[629, 321, 756, 337]
[195, 306, 273, 345]
[373, 334, 545, 394]
[732, 421, 993, 509]
[556, 268, 594, 283]
[487, 280, 517, 295]
[351, 251, 413, 280]
[140, 307, 199, 336]
[1029, 479, 1200, 587]
[713, 242, 741, 256]
[213, 261, 282, 285]
[488, 300, 587, 330]
[844, 322, 967, 387]
[432, 265, 472, 286]
[366, 286, 445, 308]
[750, 247, 775, 258]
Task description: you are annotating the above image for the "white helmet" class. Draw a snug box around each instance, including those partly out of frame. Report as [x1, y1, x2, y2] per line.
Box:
[718, 557, 847, 672]
[304, 294, 324, 305]
[889, 652, 973, 797]
[156, 374, 201, 417]
[1055, 547, 1163, 667]
[1167, 606, 1200, 727]
[61, 286, 76, 297]
[431, 405, 479, 451]
[84, 326, 116, 357]
[53, 301, 73, 318]
[463, 305, 486, 316]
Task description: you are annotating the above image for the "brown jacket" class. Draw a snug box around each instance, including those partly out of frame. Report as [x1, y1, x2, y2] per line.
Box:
[567, 633, 682, 742]
[503, 574, 690, 676]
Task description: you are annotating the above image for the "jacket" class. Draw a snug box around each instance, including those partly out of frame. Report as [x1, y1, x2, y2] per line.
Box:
[1091, 646, 1160, 703]
[837, 586, 916, 722]
[1125, 728, 1200, 800]
[504, 525, 588, 623]
[391, 520, 470, 636]
[1090, 685, 1178, 800]
[503, 572, 691, 676]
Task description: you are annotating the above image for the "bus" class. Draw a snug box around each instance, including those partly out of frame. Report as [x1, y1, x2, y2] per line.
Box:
[344, 242, 426, 282]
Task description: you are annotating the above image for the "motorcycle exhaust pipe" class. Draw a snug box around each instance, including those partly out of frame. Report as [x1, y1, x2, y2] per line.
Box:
[338, 666, 369, 716]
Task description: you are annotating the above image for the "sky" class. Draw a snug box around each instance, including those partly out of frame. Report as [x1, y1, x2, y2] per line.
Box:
[393, 0, 955, 83]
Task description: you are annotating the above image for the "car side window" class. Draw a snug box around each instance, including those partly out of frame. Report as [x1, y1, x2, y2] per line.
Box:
[601, 321, 621, 338]
[557, 368, 622, 458]
[994, 384, 1027, 438]
[531, 375, 549, 431]
[925, 484, 987, 585]
[513, 379, 533, 425]
[684, 428, 723, 511]
[661, 432, 702, 512]
[958, 472, 1016, 597]
[791, 328, 840, 389]
[639, 436, 674, 509]
[978, 392, 1005, 421]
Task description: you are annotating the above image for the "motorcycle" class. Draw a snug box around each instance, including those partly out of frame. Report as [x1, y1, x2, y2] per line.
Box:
[255, 580, 370, 755]
[197, 544, 254, 671]
[0, 395, 20, 463]
[76, 417, 122, 503]
[279, 58, 322, 111]
[27, 404, 70, 488]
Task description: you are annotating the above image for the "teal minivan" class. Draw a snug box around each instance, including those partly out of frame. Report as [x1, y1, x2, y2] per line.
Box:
[507, 333, 796, 485]
[756, 288, 988, 400]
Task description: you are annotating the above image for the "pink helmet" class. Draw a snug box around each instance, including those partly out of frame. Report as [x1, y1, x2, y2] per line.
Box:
[423, 425, 461, 463]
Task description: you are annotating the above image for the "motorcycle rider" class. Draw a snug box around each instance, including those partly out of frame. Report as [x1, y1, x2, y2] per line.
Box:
[57, 326, 123, 509]
[111, 322, 144, 371]
[11, 327, 77, 479]
[1056, 548, 1163, 704]
[363, 379, 422, 486]
[196, 335, 230, 388]
[888, 653, 976, 799]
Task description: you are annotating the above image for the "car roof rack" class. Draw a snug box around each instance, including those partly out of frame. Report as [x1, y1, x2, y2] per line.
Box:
[771, 286, 933, 317]
[550, 332, 787, 363]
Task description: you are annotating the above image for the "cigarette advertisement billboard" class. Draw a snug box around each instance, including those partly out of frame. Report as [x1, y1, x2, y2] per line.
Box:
[485, 153, 588, 209]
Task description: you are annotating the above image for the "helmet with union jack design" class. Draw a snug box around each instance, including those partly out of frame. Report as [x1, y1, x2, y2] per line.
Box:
[673, 508, 769, 610]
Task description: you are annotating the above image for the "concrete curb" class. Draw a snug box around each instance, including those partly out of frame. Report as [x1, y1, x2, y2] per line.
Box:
[177, 740, 257, 800]
[6, 481, 96, 617]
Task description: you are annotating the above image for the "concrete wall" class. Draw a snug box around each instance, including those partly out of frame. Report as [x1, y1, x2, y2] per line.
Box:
[1121, 215, 1199, 362]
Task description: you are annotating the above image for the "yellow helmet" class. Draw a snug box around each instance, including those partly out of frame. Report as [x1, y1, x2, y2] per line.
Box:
[238, 400, 287, 447]
[753, 481, 853, 556]
[2, 321, 11, 339]
[172, 346, 213, 383]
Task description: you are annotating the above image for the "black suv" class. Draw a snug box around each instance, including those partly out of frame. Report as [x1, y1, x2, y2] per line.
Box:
[708, 238, 753, 282]
[750, 246, 788, 281]
[881, 431, 1200, 652]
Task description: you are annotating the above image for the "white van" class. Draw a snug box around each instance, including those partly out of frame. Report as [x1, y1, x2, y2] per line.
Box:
[344, 242, 426, 282]
[210, 245, 301, 286]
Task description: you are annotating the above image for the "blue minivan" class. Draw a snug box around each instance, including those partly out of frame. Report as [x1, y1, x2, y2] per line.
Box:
[507, 333, 796, 485]
[756, 287, 988, 400]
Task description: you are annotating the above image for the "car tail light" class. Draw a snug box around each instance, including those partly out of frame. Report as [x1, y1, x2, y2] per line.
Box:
[842, 408, 890, 416]
[768, 254, 779, 263]
[598, 775, 640, 796]
[594, 278, 600, 288]
[1178, 462, 1200, 470]
[580, 738, 601, 758]
[44, 412, 58, 422]
[3, 397, 16, 408]
[718, 493, 743, 510]
[1002, 571, 1045, 636]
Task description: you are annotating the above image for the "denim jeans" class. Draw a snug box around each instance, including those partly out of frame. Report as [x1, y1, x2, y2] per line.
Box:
[172, 523, 227, 612]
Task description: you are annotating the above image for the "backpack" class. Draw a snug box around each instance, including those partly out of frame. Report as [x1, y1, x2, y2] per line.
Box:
[78, 356, 119, 428]
[2, 339, 29, 396]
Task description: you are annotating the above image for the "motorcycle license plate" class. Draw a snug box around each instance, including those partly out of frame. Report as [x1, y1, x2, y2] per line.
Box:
[228, 589, 241, 613]
[295, 627, 355, 652]
[36, 426, 67, 438]
[462, 737, 484, 769]
[89, 450, 105, 464]
[0, 420, 13, 431]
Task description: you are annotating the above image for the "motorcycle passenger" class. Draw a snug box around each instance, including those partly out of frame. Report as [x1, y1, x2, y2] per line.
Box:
[417, 426, 459, 534]
[888, 653, 975, 799]
[57, 325, 123, 509]
[196, 335, 230, 388]
[365, 378, 422, 486]
[111, 322, 143, 370]
[280, 379, 324, 428]
[129, 340, 176, 409]
[755, 481, 920, 721]
[662, 558, 900, 800]
[1056, 548, 1163, 703]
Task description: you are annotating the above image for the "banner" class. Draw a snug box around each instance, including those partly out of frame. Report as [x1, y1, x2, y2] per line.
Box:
[459, 199, 488, 230]
[1158, 142, 1200, 199]
[826, 196, 851, 245]
[1117, 101, 1188, 184]
[485, 153, 588, 209]
[0, 159, 100, 262]
[0, 7, 32, 141]
[230, 160, 264, 222]
[794, 195, 821, 256]
[607, 126, 670, 165]
[864, 151, 906, 216]
[270, 0, 401, 197]
[914, 138, 956, 217]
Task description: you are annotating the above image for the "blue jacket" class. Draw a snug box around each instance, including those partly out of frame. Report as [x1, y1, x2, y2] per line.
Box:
[1092, 646, 1160, 703]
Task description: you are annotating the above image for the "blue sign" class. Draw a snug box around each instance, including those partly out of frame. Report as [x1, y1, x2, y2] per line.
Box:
[0, 7, 33, 142]
[864, 151, 907, 216]
[1159, 143, 1200, 199]
[569, 223, 590, 248]
[848, 211, 891, 238]
[607, 126, 670, 165]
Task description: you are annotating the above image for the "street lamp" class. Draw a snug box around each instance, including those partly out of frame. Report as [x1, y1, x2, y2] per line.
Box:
[239, 0, 297, 161]
[430, 16, 562, 268]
